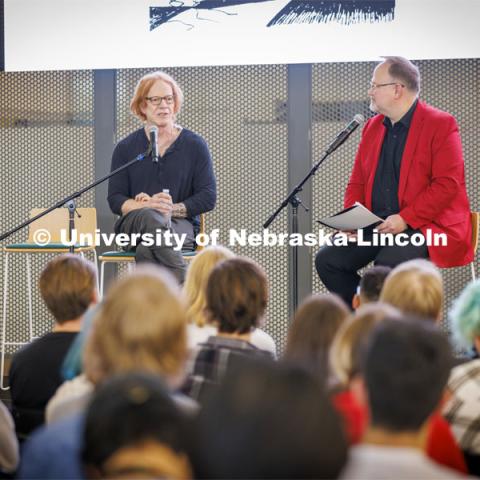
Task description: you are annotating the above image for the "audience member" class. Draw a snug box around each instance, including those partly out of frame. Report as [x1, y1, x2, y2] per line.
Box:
[341, 317, 465, 479]
[19, 266, 194, 479]
[192, 361, 347, 479]
[184, 245, 276, 355]
[330, 303, 401, 440]
[45, 305, 99, 424]
[183, 256, 274, 404]
[0, 400, 19, 474]
[352, 265, 391, 309]
[284, 293, 349, 382]
[330, 304, 467, 473]
[82, 372, 191, 480]
[444, 280, 480, 475]
[9, 254, 97, 436]
[380, 259, 443, 321]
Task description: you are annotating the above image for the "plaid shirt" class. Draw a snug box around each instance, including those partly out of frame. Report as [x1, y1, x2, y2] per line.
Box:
[444, 359, 480, 454]
[183, 336, 274, 403]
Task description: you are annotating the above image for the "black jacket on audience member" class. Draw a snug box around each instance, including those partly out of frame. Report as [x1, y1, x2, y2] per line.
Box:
[9, 332, 77, 436]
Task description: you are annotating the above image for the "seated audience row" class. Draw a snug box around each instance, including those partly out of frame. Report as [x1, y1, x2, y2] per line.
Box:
[2, 248, 479, 478]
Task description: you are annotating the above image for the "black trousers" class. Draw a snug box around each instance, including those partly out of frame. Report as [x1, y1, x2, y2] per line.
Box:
[315, 228, 429, 307]
[114, 208, 195, 284]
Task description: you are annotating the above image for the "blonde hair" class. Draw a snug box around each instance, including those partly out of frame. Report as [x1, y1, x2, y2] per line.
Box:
[84, 266, 187, 387]
[183, 246, 235, 327]
[330, 303, 401, 386]
[130, 71, 184, 122]
[380, 259, 443, 321]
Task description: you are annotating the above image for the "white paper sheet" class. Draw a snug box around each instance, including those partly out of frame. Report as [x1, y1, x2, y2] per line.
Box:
[318, 202, 383, 231]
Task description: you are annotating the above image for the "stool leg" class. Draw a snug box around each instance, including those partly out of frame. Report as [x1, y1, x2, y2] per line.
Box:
[1, 253, 10, 390]
[92, 250, 99, 296]
[100, 261, 105, 298]
[26, 254, 33, 341]
[471, 262, 476, 282]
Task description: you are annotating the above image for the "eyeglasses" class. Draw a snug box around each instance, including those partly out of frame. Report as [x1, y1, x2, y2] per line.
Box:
[145, 95, 175, 105]
[369, 82, 405, 90]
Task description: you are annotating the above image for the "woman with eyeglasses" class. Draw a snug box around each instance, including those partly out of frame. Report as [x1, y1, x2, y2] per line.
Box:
[107, 71, 216, 284]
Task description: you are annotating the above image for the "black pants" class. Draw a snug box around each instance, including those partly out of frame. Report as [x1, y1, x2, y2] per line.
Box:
[114, 208, 195, 284]
[315, 228, 429, 307]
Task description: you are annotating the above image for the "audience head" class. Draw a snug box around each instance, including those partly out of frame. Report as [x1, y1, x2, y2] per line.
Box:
[380, 259, 443, 322]
[206, 257, 268, 334]
[183, 246, 235, 327]
[359, 317, 452, 433]
[130, 70, 184, 121]
[450, 279, 480, 350]
[193, 362, 347, 479]
[330, 303, 401, 387]
[84, 266, 188, 388]
[39, 254, 97, 324]
[352, 265, 391, 309]
[82, 372, 191, 479]
[284, 293, 349, 380]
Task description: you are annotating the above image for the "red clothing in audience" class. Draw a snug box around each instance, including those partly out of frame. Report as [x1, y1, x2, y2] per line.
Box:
[427, 415, 468, 475]
[331, 389, 467, 474]
[331, 389, 367, 444]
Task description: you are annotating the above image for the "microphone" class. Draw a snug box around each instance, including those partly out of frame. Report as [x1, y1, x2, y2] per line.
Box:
[326, 114, 364, 154]
[149, 125, 159, 163]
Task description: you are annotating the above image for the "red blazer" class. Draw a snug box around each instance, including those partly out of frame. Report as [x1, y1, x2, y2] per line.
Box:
[344, 101, 473, 267]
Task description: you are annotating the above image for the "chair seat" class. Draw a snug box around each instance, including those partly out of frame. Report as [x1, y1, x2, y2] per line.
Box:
[99, 250, 197, 260]
[5, 243, 94, 252]
[99, 251, 136, 262]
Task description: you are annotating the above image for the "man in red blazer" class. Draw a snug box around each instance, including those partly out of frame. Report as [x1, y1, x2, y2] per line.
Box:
[315, 57, 473, 307]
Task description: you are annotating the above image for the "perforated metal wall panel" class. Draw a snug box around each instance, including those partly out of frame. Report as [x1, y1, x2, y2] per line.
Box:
[0, 60, 478, 357]
[0, 71, 95, 352]
[116, 65, 289, 351]
[311, 59, 480, 334]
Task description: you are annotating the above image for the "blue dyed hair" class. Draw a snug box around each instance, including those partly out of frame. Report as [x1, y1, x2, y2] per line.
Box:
[450, 280, 480, 349]
[61, 303, 100, 380]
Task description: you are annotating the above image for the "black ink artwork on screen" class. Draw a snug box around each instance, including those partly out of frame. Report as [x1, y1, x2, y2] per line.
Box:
[150, 1, 396, 31]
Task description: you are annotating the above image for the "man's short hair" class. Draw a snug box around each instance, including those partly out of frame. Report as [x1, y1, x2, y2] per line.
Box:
[358, 266, 391, 303]
[363, 317, 452, 432]
[206, 257, 268, 334]
[380, 259, 443, 321]
[382, 56, 421, 93]
[193, 362, 347, 479]
[39, 254, 96, 324]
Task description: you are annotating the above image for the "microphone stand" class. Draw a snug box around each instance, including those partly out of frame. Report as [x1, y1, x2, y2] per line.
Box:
[0, 150, 150, 249]
[263, 133, 355, 313]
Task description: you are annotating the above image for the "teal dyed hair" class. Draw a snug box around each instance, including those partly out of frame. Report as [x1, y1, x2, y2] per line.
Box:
[450, 280, 480, 349]
[61, 303, 100, 380]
